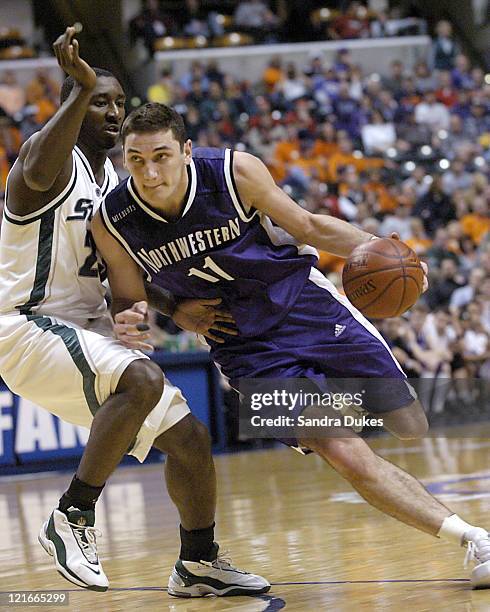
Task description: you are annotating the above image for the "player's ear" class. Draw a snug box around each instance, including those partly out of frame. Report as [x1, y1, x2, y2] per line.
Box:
[122, 145, 127, 169]
[183, 139, 192, 165]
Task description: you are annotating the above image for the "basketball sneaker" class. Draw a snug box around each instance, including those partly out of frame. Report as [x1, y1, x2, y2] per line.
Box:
[167, 547, 270, 597]
[464, 528, 490, 588]
[38, 507, 108, 592]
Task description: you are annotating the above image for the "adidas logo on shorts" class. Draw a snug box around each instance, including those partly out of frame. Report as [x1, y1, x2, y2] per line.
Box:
[334, 324, 346, 337]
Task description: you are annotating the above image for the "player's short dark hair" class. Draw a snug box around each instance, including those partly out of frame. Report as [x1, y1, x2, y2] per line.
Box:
[121, 103, 186, 150]
[60, 68, 117, 104]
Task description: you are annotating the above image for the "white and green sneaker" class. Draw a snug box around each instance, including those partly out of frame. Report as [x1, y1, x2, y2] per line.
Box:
[168, 550, 270, 597]
[39, 507, 108, 592]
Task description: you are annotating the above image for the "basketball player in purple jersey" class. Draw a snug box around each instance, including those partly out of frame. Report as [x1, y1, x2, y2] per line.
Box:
[92, 103, 490, 588]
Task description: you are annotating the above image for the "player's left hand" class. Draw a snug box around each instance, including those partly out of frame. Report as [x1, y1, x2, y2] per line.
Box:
[172, 298, 238, 344]
[390, 233, 429, 293]
[114, 300, 154, 351]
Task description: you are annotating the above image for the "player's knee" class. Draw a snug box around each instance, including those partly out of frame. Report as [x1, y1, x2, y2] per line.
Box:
[383, 400, 429, 440]
[117, 359, 164, 413]
[304, 437, 378, 482]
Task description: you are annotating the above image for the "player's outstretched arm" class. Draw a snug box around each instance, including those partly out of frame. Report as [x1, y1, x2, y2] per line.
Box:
[233, 151, 373, 257]
[9, 26, 96, 214]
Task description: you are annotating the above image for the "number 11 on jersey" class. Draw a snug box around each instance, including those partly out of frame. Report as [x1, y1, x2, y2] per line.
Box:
[188, 256, 235, 283]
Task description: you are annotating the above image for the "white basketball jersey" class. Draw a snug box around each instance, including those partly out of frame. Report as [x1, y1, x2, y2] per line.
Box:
[0, 146, 119, 324]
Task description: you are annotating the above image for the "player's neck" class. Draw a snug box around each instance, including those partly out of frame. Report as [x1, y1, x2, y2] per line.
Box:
[151, 165, 189, 218]
[76, 141, 107, 187]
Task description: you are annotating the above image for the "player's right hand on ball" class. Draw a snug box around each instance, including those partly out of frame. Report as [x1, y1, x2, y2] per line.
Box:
[114, 301, 154, 352]
[53, 26, 96, 91]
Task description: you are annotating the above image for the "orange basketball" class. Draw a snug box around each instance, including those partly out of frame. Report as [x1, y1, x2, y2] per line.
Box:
[342, 238, 424, 319]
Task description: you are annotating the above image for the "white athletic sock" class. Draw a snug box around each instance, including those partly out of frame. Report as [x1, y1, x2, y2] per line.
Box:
[437, 514, 479, 545]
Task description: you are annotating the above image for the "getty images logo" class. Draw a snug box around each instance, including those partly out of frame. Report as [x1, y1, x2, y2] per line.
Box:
[334, 324, 346, 337]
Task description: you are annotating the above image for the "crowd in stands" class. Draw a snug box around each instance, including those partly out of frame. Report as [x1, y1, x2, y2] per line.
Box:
[0, 14, 488, 410]
[129, 0, 426, 55]
[145, 17, 490, 403]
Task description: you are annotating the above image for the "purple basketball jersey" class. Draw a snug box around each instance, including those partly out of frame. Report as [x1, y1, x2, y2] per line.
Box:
[101, 147, 318, 336]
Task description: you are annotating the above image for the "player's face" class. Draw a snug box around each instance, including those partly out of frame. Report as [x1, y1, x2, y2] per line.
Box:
[80, 76, 126, 150]
[124, 129, 192, 206]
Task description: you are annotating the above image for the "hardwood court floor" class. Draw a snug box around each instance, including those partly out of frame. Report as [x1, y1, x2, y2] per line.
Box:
[2, 425, 490, 611]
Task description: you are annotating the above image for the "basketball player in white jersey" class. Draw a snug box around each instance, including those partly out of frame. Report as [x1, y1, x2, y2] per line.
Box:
[0, 27, 269, 597]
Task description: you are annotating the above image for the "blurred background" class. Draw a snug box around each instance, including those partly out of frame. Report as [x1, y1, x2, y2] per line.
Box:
[0, 0, 489, 470]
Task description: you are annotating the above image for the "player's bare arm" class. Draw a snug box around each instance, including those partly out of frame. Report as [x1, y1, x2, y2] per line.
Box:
[233, 152, 428, 289]
[8, 26, 96, 216]
[91, 210, 155, 350]
[233, 151, 374, 257]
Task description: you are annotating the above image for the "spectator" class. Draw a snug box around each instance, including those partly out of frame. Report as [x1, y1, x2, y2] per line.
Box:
[451, 54, 474, 89]
[147, 67, 173, 105]
[181, 0, 223, 39]
[460, 196, 490, 245]
[426, 258, 465, 308]
[382, 60, 405, 97]
[396, 111, 432, 152]
[379, 201, 413, 240]
[262, 56, 284, 93]
[441, 159, 473, 195]
[464, 100, 490, 138]
[435, 70, 457, 108]
[329, 2, 370, 40]
[424, 228, 460, 268]
[0, 71, 26, 117]
[327, 135, 384, 181]
[25, 69, 60, 124]
[413, 175, 456, 236]
[234, 0, 280, 41]
[450, 267, 486, 311]
[405, 218, 433, 255]
[452, 89, 472, 119]
[415, 90, 450, 131]
[332, 83, 361, 137]
[414, 61, 437, 93]
[361, 109, 396, 154]
[179, 61, 209, 93]
[432, 20, 459, 70]
[279, 63, 307, 102]
[403, 166, 430, 199]
[129, 0, 176, 56]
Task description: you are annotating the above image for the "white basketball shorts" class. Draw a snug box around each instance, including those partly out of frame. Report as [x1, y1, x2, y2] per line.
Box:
[0, 313, 190, 462]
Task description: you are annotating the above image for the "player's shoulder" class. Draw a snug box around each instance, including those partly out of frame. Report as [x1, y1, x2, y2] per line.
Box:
[103, 177, 130, 208]
[192, 146, 227, 161]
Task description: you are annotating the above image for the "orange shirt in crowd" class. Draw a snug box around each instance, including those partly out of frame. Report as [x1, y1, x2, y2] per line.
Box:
[327, 151, 384, 182]
[364, 180, 397, 212]
[312, 140, 339, 159]
[274, 140, 299, 164]
[271, 140, 299, 182]
[461, 214, 490, 245]
[317, 251, 345, 274]
[262, 66, 283, 93]
[405, 237, 433, 255]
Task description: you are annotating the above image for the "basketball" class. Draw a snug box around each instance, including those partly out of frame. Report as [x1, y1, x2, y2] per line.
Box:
[342, 238, 424, 319]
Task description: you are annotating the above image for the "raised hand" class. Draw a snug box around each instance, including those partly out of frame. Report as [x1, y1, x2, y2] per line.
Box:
[52, 26, 96, 91]
[172, 298, 239, 344]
